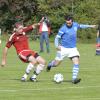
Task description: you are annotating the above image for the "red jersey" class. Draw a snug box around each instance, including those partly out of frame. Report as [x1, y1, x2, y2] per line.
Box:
[6, 25, 33, 54]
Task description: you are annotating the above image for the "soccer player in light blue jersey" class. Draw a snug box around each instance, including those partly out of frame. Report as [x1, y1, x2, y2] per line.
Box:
[47, 14, 96, 84]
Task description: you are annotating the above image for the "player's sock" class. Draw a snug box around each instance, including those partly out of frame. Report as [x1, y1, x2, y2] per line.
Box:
[21, 73, 28, 81]
[46, 60, 56, 71]
[22, 73, 28, 79]
[30, 64, 45, 81]
[26, 63, 34, 74]
[48, 60, 56, 67]
[21, 63, 34, 81]
[72, 64, 79, 80]
[35, 64, 45, 74]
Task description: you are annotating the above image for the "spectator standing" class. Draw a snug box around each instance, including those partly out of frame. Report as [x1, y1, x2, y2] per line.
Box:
[38, 16, 51, 53]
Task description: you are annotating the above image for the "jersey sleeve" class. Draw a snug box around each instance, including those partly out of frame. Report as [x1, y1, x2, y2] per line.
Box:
[23, 25, 33, 32]
[6, 41, 13, 48]
[78, 23, 94, 29]
[57, 24, 65, 37]
[55, 35, 61, 48]
[6, 33, 15, 48]
[54, 25, 65, 47]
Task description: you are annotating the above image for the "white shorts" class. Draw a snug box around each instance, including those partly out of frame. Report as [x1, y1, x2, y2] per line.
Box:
[55, 46, 80, 61]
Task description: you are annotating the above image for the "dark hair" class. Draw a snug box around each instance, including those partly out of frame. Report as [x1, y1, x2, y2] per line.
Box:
[64, 15, 73, 21]
[44, 18, 51, 27]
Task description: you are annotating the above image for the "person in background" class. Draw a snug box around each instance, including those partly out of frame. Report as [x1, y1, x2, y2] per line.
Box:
[38, 16, 51, 53]
[1, 22, 46, 82]
[96, 23, 100, 55]
[46, 14, 96, 84]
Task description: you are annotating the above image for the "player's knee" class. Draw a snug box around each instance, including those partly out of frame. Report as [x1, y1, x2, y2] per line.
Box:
[37, 56, 46, 65]
[28, 56, 37, 64]
[43, 59, 46, 65]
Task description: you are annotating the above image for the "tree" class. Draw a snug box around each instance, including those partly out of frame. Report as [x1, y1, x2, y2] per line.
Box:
[0, 0, 100, 42]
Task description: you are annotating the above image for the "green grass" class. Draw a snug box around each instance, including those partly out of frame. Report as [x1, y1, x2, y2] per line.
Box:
[0, 40, 100, 100]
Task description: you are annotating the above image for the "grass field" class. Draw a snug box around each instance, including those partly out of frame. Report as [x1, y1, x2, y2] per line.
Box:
[0, 40, 100, 100]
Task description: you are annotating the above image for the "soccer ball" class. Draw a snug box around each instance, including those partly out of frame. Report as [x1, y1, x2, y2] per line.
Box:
[54, 73, 64, 83]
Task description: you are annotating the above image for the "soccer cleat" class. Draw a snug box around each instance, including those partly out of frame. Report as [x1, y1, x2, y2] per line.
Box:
[72, 78, 81, 84]
[21, 77, 27, 82]
[46, 63, 52, 72]
[30, 77, 37, 82]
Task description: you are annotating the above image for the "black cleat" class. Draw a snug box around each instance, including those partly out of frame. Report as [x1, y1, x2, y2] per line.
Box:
[46, 64, 52, 72]
[30, 77, 37, 82]
[72, 78, 81, 84]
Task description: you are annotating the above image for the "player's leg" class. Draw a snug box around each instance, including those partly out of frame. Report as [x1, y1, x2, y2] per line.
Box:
[44, 32, 50, 53]
[71, 56, 81, 84]
[40, 33, 44, 52]
[21, 55, 37, 81]
[68, 48, 81, 84]
[19, 50, 42, 81]
[46, 60, 61, 71]
[30, 56, 46, 81]
[47, 50, 63, 71]
[21, 62, 35, 81]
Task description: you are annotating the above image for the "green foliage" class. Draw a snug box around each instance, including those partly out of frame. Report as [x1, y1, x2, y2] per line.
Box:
[0, 0, 100, 42]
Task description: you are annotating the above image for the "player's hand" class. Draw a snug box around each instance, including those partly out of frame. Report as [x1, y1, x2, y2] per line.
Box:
[91, 25, 97, 28]
[41, 17, 44, 20]
[39, 17, 44, 23]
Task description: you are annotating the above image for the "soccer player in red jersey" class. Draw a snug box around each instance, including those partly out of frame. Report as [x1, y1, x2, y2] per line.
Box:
[1, 23, 46, 82]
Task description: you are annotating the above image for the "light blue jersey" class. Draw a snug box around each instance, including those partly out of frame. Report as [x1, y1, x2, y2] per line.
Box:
[55, 22, 94, 48]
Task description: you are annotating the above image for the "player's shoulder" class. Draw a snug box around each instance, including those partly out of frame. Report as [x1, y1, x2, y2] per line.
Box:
[60, 23, 66, 29]
[73, 22, 79, 28]
[73, 22, 79, 25]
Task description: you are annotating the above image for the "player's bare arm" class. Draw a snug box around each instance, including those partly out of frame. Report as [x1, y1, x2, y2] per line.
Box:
[1, 47, 8, 67]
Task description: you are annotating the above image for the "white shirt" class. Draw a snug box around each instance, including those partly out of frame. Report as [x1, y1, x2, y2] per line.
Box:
[42, 22, 48, 31]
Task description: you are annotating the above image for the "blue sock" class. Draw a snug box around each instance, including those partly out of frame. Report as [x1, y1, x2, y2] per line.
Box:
[48, 60, 56, 67]
[72, 64, 79, 80]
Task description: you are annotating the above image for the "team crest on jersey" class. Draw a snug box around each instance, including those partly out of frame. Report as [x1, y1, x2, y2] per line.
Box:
[74, 27, 77, 31]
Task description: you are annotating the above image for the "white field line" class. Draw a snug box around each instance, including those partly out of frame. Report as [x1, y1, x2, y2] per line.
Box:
[0, 88, 100, 100]
[0, 85, 100, 92]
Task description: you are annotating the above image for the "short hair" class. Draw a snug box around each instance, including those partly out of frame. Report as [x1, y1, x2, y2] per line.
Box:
[64, 15, 73, 21]
[14, 22, 23, 28]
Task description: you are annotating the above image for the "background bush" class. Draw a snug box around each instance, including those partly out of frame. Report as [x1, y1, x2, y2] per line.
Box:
[0, 0, 100, 42]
